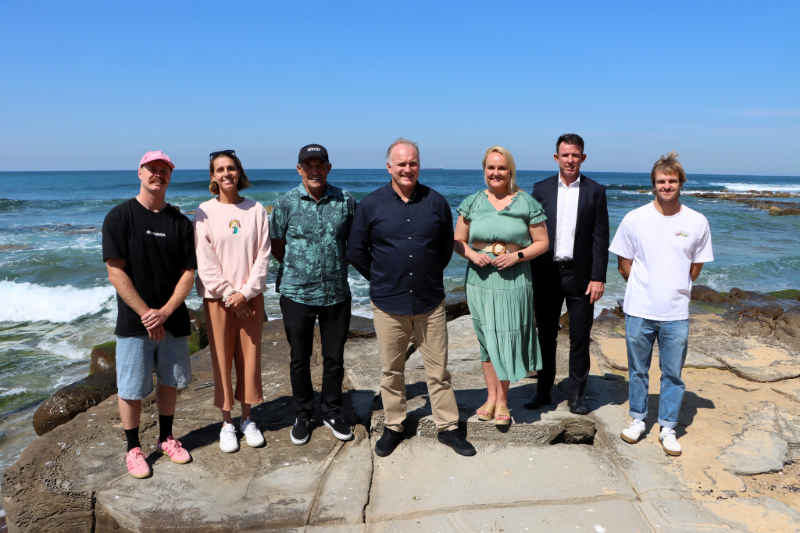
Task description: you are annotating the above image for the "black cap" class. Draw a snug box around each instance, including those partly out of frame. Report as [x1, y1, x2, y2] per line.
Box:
[298, 144, 329, 165]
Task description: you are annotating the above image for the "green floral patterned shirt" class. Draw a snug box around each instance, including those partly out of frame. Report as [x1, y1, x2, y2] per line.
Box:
[270, 183, 356, 306]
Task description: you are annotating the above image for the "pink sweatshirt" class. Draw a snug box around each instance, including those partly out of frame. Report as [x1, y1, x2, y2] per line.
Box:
[193, 198, 271, 301]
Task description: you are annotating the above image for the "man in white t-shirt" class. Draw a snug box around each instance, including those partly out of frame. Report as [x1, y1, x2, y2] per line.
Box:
[609, 152, 713, 456]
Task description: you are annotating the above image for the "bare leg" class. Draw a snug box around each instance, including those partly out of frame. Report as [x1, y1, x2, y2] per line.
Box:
[221, 403, 252, 425]
[482, 361, 500, 405]
[119, 398, 142, 430]
[496, 381, 510, 408]
[482, 362, 512, 421]
[156, 383, 177, 417]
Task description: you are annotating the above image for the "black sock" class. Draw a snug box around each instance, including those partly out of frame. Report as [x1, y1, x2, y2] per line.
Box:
[159, 414, 174, 442]
[124, 428, 141, 452]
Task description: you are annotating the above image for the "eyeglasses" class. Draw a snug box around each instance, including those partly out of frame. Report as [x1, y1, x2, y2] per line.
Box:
[209, 150, 235, 159]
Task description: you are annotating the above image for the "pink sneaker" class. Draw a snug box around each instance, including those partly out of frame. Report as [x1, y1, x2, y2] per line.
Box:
[126, 447, 151, 479]
[156, 436, 191, 464]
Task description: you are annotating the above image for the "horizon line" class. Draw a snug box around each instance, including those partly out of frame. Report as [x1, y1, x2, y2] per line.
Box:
[1, 169, 799, 179]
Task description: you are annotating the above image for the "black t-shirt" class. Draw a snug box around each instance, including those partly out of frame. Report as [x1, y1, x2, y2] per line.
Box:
[102, 198, 197, 337]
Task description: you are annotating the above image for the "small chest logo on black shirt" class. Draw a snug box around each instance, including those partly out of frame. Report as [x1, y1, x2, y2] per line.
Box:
[146, 230, 166, 237]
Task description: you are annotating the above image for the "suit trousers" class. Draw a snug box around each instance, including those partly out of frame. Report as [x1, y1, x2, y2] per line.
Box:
[371, 300, 459, 433]
[280, 295, 351, 421]
[533, 266, 594, 397]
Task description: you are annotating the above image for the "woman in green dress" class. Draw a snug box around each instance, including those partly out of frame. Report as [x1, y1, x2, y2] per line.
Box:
[453, 146, 549, 425]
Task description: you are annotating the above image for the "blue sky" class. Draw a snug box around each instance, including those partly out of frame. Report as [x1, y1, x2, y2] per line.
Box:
[1, 1, 798, 175]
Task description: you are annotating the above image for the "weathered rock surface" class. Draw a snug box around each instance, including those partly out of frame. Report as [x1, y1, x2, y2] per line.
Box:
[31, 369, 117, 436]
[7, 292, 800, 532]
[89, 341, 116, 374]
[593, 301, 800, 381]
[692, 284, 725, 303]
[365, 439, 636, 523]
[717, 428, 789, 475]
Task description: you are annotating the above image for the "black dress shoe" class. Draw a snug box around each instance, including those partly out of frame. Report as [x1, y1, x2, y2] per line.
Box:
[375, 427, 403, 457]
[437, 429, 476, 456]
[568, 395, 588, 415]
[523, 392, 552, 410]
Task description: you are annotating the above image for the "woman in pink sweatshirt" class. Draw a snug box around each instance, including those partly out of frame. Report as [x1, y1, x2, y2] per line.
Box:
[194, 150, 271, 453]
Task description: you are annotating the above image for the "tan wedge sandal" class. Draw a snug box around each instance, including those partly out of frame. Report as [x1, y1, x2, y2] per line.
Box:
[476, 401, 495, 421]
[494, 405, 511, 426]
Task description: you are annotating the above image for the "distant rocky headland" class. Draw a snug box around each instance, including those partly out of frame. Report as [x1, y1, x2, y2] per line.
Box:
[684, 191, 800, 216]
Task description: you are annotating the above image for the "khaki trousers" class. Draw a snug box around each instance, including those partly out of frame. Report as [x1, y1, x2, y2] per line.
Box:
[371, 300, 459, 432]
[204, 294, 264, 411]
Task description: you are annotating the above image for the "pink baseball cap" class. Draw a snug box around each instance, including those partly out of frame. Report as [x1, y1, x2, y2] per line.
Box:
[139, 150, 175, 170]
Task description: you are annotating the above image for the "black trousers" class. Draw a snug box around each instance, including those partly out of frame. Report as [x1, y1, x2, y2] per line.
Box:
[280, 296, 351, 421]
[533, 266, 594, 397]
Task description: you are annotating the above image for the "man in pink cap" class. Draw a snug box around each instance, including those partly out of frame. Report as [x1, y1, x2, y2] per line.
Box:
[102, 151, 197, 478]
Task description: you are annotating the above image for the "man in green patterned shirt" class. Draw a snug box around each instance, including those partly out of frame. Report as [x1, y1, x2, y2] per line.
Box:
[270, 144, 357, 446]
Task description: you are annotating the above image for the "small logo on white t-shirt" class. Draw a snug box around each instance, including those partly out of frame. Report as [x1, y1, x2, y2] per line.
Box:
[146, 230, 166, 237]
[675, 232, 689, 237]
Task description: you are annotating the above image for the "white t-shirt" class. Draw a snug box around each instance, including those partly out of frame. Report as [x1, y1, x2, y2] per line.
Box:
[609, 202, 714, 321]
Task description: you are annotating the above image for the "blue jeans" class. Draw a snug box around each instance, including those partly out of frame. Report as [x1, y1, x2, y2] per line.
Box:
[625, 315, 689, 429]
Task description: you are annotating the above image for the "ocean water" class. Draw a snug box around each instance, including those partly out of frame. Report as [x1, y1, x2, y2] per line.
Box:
[1, 168, 799, 486]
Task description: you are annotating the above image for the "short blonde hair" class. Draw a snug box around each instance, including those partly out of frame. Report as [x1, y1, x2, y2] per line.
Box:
[482, 146, 519, 194]
[651, 151, 686, 187]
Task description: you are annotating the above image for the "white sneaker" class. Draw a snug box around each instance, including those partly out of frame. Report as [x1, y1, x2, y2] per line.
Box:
[659, 427, 682, 456]
[240, 417, 265, 447]
[620, 419, 646, 444]
[219, 422, 239, 453]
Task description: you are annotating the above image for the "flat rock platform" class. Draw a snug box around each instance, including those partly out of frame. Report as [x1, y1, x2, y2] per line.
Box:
[4, 309, 800, 532]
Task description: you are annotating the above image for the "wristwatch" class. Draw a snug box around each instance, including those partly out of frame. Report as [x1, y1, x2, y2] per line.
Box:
[517, 251, 524, 260]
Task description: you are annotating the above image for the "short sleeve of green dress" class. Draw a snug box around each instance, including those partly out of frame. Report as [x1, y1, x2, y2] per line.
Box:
[459, 190, 547, 381]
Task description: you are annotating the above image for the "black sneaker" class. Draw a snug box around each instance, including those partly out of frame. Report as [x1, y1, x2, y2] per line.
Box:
[291, 419, 310, 445]
[323, 415, 354, 441]
[437, 429, 476, 456]
[374, 427, 403, 457]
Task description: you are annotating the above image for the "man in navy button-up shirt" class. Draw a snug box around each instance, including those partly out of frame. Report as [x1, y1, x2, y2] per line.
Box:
[348, 138, 475, 458]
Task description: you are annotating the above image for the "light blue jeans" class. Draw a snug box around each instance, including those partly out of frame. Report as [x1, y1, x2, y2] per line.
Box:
[625, 315, 689, 429]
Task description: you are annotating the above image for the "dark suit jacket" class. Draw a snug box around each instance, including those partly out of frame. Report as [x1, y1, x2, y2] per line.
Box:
[530, 174, 609, 289]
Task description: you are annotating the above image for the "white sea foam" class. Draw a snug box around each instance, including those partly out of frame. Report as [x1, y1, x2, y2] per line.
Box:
[0, 387, 27, 399]
[710, 182, 800, 193]
[37, 340, 88, 360]
[0, 280, 115, 323]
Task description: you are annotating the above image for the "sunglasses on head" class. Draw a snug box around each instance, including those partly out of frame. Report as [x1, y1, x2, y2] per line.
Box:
[209, 150, 236, 159]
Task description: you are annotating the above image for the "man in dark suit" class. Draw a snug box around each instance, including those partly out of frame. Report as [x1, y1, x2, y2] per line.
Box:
[526, 134, 609, 415]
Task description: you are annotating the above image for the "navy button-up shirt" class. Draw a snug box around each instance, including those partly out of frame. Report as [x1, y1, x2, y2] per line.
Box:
[347, 182, 454, 316]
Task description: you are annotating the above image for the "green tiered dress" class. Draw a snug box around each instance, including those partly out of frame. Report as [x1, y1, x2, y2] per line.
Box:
[457, 190, 547, 382]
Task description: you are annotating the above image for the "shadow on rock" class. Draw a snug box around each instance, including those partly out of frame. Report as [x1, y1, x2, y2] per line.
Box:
[639, 390, 716, 438]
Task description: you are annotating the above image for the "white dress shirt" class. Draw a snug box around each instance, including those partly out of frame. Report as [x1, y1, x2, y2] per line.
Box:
[554, 173, 581, 261]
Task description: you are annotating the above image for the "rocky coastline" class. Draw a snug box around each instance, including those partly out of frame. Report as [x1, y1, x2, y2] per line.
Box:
[684, 191, 800, 216]
[629, 190, 800, 216]
[2, 286, 800, 532]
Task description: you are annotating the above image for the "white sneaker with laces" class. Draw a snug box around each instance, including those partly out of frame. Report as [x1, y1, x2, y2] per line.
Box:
[240, 417, 265, 447]
[620, 419, 646, 444]
[659, 427, 682, 456]
[220, 422, 239, 453]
